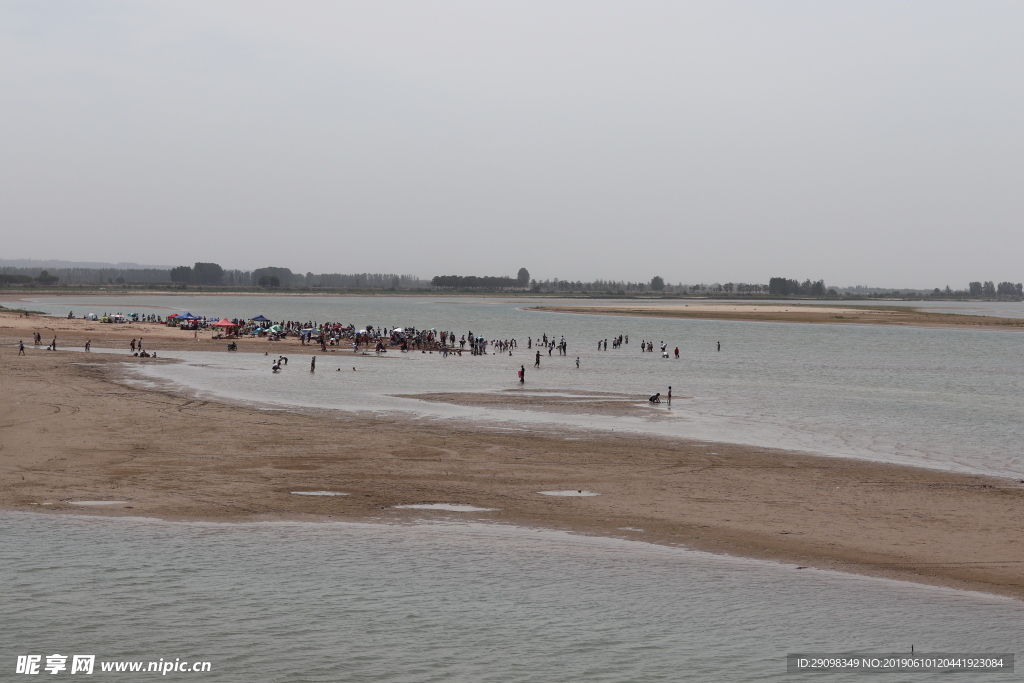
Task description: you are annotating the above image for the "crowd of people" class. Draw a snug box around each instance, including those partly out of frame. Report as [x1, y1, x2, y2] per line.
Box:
[22, 311, 712, 403]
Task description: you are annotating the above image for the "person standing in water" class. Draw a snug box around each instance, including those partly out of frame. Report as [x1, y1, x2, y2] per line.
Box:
[519, 365, 525, 383]
[535, 350, 541, 368]
[667, 386, 672, 404]
[717, 341, 721, 351]
[575, 356, 580, 368]
[311, 356, 316, 372]
[18, 340, 25, 355]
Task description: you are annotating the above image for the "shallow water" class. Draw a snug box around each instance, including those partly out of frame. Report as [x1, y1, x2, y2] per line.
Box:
[19, 294, 1024, 476]
[2, 512, 1020, 682]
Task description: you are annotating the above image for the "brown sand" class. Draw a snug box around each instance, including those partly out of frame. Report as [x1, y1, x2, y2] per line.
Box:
[528, 303, 1024, 328]
[3, 310, 1024, 599]
[396, 390, 674, 418]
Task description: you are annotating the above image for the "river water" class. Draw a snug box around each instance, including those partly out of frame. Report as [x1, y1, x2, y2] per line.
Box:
[6, 295, 1023, 680]
[2, 512, 1022, 682]
[21, 294, 1024, 477]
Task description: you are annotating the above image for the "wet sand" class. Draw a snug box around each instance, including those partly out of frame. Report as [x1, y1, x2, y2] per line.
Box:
[3, 313, 1024, 600]
[529, 303, 1024, 328]
[396, 390, 675, 418]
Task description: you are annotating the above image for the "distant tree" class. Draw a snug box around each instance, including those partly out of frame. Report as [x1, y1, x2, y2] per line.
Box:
[517, 268, 530, 286]
[968, 281, 983, 297]
[810, 280, 825, 296]
[768, 277, 790, 296]
[252, 267, 293, 287]
[257, 275, 280, 287]
[996, 281, 1017, 297]
[431, 274, 520, 290]
[983, 281, 996, 297]
[191, 262, 224, 286]
[34, 270, 59, 285]
[170, 266, 193, 284]
[1017, 283, 1024, 296]
[650, 275, 665, 291]
[115, 277, 125, 284]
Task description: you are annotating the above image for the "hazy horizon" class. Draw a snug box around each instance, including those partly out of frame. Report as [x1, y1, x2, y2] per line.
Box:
[2, 2, 1022, 287]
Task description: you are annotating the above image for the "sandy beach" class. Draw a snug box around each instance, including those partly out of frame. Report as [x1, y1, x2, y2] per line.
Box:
[529, 303, 1024, 328]
[2, 309, 1024, 600]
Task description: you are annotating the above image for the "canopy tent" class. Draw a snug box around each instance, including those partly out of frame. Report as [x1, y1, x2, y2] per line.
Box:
[251, 314, 271, 323]
[211, 318, 238, 328]
[177, 312, 199, 320]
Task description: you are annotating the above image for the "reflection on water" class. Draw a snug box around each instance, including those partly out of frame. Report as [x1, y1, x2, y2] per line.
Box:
[3, 512, 1021, 682]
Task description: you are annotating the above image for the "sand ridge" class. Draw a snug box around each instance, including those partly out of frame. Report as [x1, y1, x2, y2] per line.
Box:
[528, 303, 1024, 328]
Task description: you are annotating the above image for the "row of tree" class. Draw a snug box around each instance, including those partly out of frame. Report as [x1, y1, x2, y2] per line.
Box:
[967, 281, 1023, 297]
[768, 278, 831, 296]
[164, 264, 426, 288]
[0, 266, 170, 285]
[430, 269, 531, 290]
[2, 263, 1021, 299]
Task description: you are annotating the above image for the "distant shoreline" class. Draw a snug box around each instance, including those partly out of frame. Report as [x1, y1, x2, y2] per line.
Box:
[1, 288, 1021, 303]
[527, 303, 1024, 329]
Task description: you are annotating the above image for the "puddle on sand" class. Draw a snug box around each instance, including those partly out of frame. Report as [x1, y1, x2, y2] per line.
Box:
[393, 504, 496, 512]
[67, 501, 130, 506]
[290, 491, 349, 496]
[538, 490, 600, 497]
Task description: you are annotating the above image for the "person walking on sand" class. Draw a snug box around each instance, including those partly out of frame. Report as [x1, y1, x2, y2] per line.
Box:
[18, 340, 25, 355]
[575, 356, 580, 368]
[311, 355, 316, 372]
[131, 338, 136, 352]
[51, 336, 57, 351]
[85, 340, 91, 352]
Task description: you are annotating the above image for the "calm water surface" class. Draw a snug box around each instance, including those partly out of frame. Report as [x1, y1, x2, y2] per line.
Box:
[2, 512, 1021, 682]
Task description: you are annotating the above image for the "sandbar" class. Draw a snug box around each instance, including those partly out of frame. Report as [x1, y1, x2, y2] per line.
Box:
[528, 303, 1024, 328]
[2, 310, 1024, 599]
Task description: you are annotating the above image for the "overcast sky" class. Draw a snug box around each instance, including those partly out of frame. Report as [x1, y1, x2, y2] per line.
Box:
[1, 1, 1021, 287]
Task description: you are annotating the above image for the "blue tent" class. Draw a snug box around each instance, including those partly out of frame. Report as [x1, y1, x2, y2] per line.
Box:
[252, 314, 271, 323]
[176, 312, 199, 320]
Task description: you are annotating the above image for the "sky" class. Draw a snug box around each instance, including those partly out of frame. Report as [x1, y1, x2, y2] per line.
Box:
[1, 1, 1022, 288]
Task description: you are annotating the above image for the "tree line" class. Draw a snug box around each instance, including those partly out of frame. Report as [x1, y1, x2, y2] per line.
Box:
[431, 269, 530, 290]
